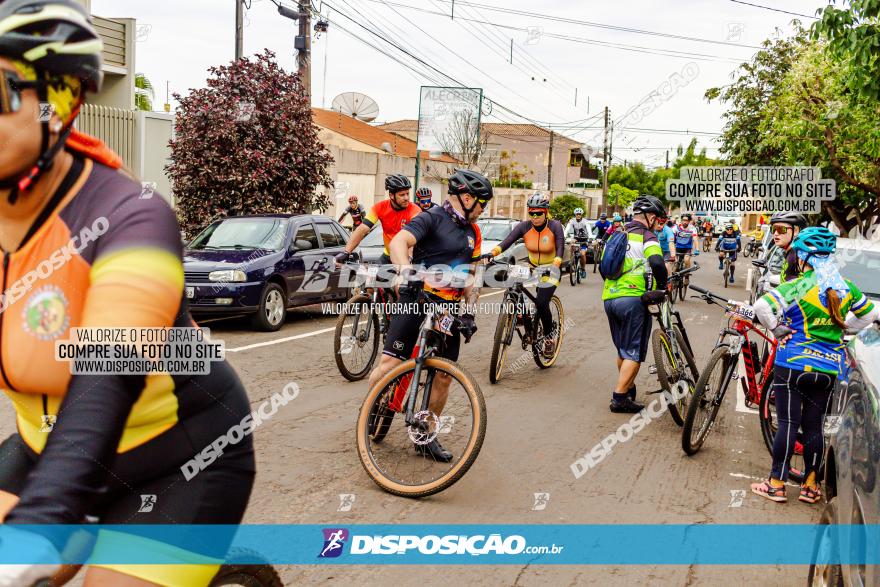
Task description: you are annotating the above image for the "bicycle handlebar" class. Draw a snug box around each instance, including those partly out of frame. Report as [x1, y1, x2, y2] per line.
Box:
[689, 284, 729, 304]
[671, 262, 700, 279]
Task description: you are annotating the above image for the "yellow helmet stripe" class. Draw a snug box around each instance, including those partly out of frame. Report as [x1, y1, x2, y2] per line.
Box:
[23, 38, 103, 62]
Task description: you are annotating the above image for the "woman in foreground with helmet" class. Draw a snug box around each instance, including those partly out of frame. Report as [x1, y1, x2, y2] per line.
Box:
[0, 1, 255, 585]
[751, 227, 878, 504]
[490, 193, 565, 356]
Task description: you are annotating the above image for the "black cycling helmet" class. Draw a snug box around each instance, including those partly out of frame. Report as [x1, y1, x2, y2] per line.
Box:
[769, 211, 807, 229]
[631, 195, 667, 217]
[680, 213, 692, 221]
[384, 174, 411, 193]
[448, 169, 493, 216]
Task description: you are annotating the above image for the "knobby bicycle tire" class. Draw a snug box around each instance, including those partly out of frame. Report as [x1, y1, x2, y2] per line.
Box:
[682, 346, 734, 455]
[210, 548, 284, 587]
[334, 293, 380, 381]
[489, 302, 515, 384]
[652, 329, 686, 426]
[356, 357, 487, 497]
[533, 295, 564, 369]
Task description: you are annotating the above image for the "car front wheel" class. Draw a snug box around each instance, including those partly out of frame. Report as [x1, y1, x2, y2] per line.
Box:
[251, 283, 287, 331]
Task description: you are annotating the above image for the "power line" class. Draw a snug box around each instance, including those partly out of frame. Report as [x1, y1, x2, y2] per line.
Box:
[365, 0, 762, 49]
[360, 0, 749, 63]
[728, 0, 820, 20]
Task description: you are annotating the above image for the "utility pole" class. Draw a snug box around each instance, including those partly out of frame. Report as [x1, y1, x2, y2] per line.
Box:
[602, 106, 609, 208]
[665, 150, 670, 169]
[547, 130, 555, 195]
[235, 0, 243, 60]
[297, 0, 311, 99]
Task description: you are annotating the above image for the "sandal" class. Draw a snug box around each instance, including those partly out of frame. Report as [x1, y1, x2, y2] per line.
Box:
[750, 480, 787, 503]
[799, 485, 821, 504]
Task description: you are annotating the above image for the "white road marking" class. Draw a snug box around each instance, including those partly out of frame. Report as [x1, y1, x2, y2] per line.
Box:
[226, 290, 506, 353]
[226, 327, 335, 352]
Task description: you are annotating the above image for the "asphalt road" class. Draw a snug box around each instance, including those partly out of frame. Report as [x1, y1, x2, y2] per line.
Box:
[203, 256, 817, 586]
[0, 254, 817, 586]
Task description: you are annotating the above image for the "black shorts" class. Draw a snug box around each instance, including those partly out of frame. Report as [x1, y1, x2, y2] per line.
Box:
[604, 296, 651, 362]
[674, 247, 693, 256]
[383, 289, 461, 361]
[0, 417, 255, 526]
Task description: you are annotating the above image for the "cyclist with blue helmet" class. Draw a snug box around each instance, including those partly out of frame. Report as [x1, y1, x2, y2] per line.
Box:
[416, 186, 436, 211]
[751, 227, 878, 504]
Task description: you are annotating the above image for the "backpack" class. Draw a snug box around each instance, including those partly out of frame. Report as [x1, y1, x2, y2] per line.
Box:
[599, 228, 632, 280]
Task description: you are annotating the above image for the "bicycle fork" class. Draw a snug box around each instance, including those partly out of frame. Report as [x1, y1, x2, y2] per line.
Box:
[403, 329, 436, 427]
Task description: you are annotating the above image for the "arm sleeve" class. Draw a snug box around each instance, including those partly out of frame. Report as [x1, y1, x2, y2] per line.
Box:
[754, 298, 779, 330]
[363, 203, 381, 229]
[648, 253, 668, 291]
[496, 221, 529, 252]
[552, 221, 565, 259]
[338, 210, 348, 222]
[5, 192, 185, 525]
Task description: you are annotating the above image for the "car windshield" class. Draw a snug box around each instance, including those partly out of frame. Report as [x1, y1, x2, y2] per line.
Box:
[189, 217, 289, 251]
[478, 222, 513, 241]
[839, 248, 880, 299]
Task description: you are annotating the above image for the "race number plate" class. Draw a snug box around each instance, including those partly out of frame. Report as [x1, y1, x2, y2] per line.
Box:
[726, 302, 755, 322]
[434, 312, 455, 336]
[186, 287, 194, 299]
[357, 265, 379, 279]
[508, 265, 531, 280]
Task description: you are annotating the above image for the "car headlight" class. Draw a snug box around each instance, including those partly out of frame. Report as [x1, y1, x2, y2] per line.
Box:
[209, 270, 247, 282]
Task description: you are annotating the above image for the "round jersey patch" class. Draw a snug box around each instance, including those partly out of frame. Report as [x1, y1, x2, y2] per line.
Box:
[23, 285, 70, 340]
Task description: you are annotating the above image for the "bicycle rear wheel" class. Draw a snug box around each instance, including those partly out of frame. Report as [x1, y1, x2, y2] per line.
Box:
[334, 293, 380, 381]
[211, 549, 283, 587]
[489, 302, 515, 384]
[356, 357, 486, 497]
[758, 375, 807, 484]
[682, 346, 734, 455]
[532, 295, 564, 368]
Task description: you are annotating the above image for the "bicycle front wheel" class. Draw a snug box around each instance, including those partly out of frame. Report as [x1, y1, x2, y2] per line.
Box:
[682, 346, 734, 455]
[652, 329, 686, 426]
[489, 302, 515, 384]
[533, 295, 564, 368]
[356, 357, 487, 497]
[334, 293, 380, 381]
[569, 259, 577, 286]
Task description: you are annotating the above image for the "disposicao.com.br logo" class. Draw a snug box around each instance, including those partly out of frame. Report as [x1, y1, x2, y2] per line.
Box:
[318, 528, 563, 558]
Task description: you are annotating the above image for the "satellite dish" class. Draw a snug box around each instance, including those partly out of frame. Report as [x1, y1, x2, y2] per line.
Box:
[331, 92, 379, 122]
[380, 142, 394, 154]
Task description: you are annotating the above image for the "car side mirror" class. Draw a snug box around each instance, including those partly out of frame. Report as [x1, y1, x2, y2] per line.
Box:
[290, 239, 313, 253]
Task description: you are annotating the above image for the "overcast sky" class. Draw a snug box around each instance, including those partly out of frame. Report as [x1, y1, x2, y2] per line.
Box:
[92, 0, 827, 167]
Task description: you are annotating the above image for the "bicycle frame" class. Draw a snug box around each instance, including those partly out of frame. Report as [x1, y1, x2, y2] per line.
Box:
[714, 318, 777, 406]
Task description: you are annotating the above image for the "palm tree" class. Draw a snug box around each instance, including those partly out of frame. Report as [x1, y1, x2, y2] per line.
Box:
[135, 73, 155, 111]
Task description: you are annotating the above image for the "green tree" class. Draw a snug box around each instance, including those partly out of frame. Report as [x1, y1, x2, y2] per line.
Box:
[607, 183, 639, 209]
[813, 0, 880, 101]
[135, 73, 154, 111]
[549, 193, 586, 224]
[705, 28, 809, 165]
[764, 43, 880, 235]
[167, 50, 333, 236]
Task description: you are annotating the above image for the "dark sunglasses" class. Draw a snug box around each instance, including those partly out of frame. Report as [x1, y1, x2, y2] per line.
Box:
[528, 211, 546, 218]
[0, 70, 40, 115]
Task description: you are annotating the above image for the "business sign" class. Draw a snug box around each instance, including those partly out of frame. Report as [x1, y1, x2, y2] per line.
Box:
[416, 86, 484, 153]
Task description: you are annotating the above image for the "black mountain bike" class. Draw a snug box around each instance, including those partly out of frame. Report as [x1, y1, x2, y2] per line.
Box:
[356, 278, 486, 497]
[648, 265, 701, 425]
[334, 263, 394, 381]
[487, 259, 564, 384]
[669, 257, 699, 303]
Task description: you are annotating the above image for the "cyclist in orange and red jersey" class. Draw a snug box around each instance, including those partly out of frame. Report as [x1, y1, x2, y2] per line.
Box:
[336, 174, 420, 265]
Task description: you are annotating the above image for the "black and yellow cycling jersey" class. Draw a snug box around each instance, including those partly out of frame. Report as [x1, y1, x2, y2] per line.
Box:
[0, 150, 254, 529]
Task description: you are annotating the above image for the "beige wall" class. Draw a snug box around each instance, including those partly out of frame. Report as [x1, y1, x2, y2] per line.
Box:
[135, 111, 174, 204]
[90, 17, 135, 111]
[491, 134, 579, 195]
[318, 128, 385, 154]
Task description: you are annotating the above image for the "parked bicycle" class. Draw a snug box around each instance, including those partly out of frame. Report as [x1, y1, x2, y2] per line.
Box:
[743, 237, 762, 258]
[647, 266, 701, 425]
[487, 259, 565, 384]
[355, 276, 486, 497]
[334, 263, 394, 381]
[682, 286, 805, 481]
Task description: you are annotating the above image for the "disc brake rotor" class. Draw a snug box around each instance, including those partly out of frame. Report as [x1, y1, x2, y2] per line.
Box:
[408, 410, 439, 445]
